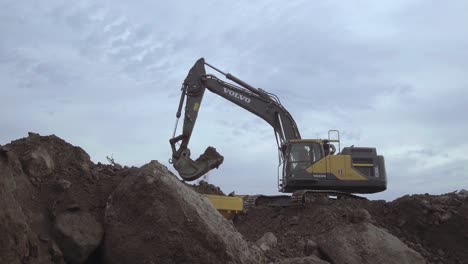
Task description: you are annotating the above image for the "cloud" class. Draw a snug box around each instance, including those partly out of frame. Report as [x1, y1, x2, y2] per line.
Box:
[1, 0, 467, 200]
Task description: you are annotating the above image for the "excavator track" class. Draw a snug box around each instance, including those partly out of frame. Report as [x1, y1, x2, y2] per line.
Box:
[243, 195, 292, 209]
[243, 190, 366, 210]
[291, 190, 366, 206]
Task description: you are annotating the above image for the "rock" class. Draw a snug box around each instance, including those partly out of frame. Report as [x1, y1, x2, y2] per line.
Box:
[0, 134, 123, 264]
[54, 211, 103, 263]
[284, 229, 297, 237]
[0, 149, 33, 264]
[20, 148, 55, 178]
[257, 232, 277, 253]
[433, 195, 448, 203]
[260, 244, 271, 252]
[304, 239, 318, 256]
[317, 222, 425, 264]
[420, 199, 431, 210]
[38, 234, 49, 243]
[297, 240, 306, 252]
[289, 216, 300, 225]
[104, 161, 265, 264]
[274, 255, 330, 264]
[257, 232, 278, 248]
[65, 202, 80, 211]
[57, 179, 72, 191]
[49, 242, 64, 264]
[438, 211, 452, 223]
[456, 189, 468, 199]
[349, 208, 372, 223]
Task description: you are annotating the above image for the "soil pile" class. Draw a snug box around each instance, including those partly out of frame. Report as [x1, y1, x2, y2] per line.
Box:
[0, 133, 131, 263]
[234, 193, 468, 264]
[1, 133, 467, 264]
[190, 180, 225, 195]
[0, 133, 262, 264]
[368, 193, 468, 263]
[104, 161, 263, 264]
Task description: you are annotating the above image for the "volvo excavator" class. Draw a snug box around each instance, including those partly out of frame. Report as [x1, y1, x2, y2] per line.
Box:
[169, 58, 386, 211]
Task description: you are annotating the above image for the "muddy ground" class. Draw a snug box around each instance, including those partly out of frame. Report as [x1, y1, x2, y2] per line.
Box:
[1, 133, 467, 263]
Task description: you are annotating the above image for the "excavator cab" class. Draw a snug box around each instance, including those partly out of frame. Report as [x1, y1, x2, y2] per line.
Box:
[286, 141, 324, 172]
[279, 131, 387, 194]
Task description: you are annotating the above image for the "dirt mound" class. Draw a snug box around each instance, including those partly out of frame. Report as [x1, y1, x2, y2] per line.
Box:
[368, 193, 468, 263]
[1, 132, 467, 264]
[0, 133, 131, 263]
[235, 198, 421, 264]
[0, 148, 32, 263]
[0, 133, 263, 264]
[104, 161, 263, 264]
[234, 194, 468, 264]
[190, 180, 225, 195]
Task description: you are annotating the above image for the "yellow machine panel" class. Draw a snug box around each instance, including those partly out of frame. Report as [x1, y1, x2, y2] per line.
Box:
[205, 194, 244, 220]
[306, 155, 367, 181]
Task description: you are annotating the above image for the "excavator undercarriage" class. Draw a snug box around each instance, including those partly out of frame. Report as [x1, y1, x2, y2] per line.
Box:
[243, 190, 367, 210]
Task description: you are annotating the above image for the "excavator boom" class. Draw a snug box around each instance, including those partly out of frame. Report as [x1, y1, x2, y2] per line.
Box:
[170, 58, 300, 181]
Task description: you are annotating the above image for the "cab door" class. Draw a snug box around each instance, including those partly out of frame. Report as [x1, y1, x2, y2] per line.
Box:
[305, 142, 327, 178]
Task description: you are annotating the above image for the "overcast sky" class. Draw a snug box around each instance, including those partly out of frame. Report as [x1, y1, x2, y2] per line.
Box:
[1, 0, 467, 200]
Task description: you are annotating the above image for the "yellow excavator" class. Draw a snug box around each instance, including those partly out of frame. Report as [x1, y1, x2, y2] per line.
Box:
[169, 58, 387, 216]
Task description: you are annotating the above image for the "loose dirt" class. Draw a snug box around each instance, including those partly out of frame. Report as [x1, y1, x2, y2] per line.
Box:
[234, 193, 468, 264]
[1, 133, 466, 264]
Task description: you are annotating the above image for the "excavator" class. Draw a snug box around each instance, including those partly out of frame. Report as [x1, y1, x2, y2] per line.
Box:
[169, 58, 387, 214]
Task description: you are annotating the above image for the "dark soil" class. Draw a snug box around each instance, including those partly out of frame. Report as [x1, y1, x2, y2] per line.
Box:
[1, 133, 133, 263]
[190, 180, 225, 195]
[234, 193, 468, 264]
[2, 132, 467, 264]
[368, 193, 468, 264]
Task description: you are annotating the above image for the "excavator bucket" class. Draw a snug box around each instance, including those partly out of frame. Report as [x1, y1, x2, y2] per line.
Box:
[173, 146, 224, 181]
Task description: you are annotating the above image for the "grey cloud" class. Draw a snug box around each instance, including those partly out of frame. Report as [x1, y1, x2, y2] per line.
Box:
[1, 0, 467, 201]
[406, 148, 438, 158]
[379, 155, 468, 199]
[411, 88, 468, 128]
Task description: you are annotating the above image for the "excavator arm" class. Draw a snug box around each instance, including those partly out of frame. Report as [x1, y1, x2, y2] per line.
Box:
[169, 58, 301, 181]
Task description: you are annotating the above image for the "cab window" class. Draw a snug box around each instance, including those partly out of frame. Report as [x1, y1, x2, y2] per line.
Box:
[287, 142, 324, 171]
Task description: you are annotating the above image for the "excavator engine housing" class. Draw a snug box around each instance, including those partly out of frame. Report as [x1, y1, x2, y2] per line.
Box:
[280, 140, 386, 193]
